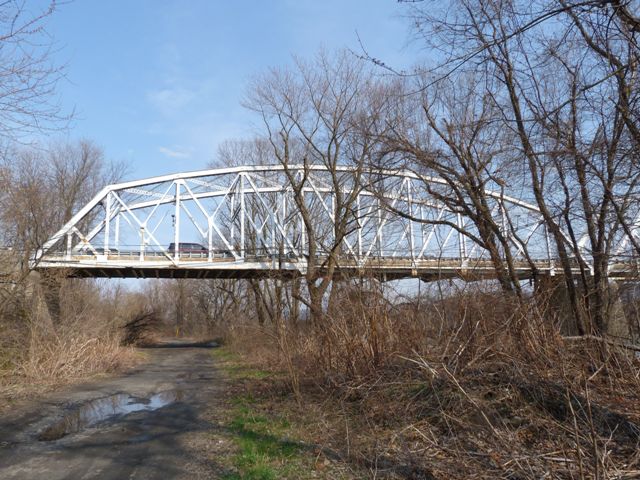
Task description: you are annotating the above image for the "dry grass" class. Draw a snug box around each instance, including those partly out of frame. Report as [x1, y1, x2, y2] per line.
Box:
[219, 282, 640, 479]
[0, 277, 140, 404]
[0, 326, 137, 400]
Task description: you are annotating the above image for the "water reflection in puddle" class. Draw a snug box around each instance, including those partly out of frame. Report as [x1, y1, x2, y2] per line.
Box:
[38, 390, 183, 441]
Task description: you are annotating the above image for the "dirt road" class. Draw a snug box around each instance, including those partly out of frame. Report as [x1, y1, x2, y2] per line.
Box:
[0, 342, 226, 479]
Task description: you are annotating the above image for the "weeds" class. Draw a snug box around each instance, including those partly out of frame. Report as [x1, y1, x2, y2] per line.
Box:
[218, 282, 640, 479]
[0, 276, 139, 403]
[224, 399, 302, 480]
[214, 347, 352, 479]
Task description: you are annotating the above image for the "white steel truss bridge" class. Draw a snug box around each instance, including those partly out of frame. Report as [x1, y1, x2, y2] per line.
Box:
[34, 165, 640, 281]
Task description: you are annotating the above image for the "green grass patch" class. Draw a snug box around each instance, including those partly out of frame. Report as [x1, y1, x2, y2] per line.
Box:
[211, 347, 272, 380]
[222, 396, 308, 480]
[224, 364, 271, 380]
[213, 348, 312, 479]
[211, 347, 236, 362]
[213, 347, 353, 479]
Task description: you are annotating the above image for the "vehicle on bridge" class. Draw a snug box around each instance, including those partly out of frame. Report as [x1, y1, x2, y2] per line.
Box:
[31, 164, 640, 280]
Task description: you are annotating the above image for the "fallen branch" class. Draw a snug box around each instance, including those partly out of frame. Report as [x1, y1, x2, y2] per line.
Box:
[562, 335, 640, 353]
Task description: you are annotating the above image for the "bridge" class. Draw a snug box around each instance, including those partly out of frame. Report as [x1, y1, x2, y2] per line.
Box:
[34, 165, 639, 281]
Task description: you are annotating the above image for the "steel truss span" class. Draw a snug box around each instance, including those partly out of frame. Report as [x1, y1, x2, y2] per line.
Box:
[34, 165, 638, 281]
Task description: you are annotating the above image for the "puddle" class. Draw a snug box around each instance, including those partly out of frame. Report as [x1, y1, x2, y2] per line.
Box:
[38, 390, 183, 441]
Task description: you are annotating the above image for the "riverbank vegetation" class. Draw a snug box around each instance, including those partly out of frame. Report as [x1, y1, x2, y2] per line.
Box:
[208, 281, 640, 479]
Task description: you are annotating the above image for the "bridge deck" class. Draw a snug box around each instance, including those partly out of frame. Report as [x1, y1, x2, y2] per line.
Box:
[32, 166, 640, 283]
[36, 253, 640, 281]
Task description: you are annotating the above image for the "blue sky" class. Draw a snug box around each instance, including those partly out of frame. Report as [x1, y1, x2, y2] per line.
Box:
[45, 1, 417, 180]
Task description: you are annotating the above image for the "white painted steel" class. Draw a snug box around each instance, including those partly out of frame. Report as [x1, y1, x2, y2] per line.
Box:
[33, 165, 640, 279]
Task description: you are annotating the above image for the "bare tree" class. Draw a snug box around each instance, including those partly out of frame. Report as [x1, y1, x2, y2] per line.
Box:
[214, 138, 274, 169]
[244, 50, 389, 322]
[376, 74, 531, 297]
[0, 140, 125, 260]
[210, 140, 295, 326]
[0, 139, 126, 326]
[0, 0, 67, 142]
[392, 0, 640, 336]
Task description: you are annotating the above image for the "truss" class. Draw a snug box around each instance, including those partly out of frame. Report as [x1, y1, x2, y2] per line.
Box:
[34, 165, 639, 280]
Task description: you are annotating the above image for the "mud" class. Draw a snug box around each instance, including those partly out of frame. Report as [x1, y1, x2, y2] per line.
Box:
[0, 343, 225, 479]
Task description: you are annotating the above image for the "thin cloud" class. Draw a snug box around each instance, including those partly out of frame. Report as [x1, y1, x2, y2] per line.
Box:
[147, 87, 195, 115]
[158, 146, 190, 159]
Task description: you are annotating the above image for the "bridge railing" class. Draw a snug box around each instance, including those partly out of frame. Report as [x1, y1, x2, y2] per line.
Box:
[33, 165, 640, 278]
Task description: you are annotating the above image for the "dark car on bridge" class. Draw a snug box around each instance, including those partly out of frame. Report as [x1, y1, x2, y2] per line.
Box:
[167, 243, 208, 254]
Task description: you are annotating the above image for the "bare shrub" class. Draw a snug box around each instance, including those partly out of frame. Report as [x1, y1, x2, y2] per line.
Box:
[220, 279, 640, 479]
[1, 310, 136, 400]
[0, 276, 140, 402]
[121, 309, 161, 346]
[18, 320, 128, 383]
